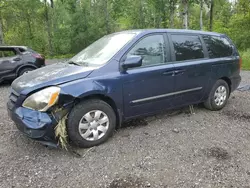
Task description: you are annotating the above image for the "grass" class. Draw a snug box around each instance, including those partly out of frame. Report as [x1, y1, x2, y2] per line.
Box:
[240, 49, 250, 70]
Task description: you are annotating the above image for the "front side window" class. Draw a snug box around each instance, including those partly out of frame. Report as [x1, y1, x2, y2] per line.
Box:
[171, 35, 204, 61]
[202, 35, 233, 58]
[127, 35, 166, 67]
[69, 32, 136, 67]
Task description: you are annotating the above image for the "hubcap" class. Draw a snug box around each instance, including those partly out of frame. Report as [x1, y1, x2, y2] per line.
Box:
[78, 110, 109, 141]
[214, 86, 227, 106]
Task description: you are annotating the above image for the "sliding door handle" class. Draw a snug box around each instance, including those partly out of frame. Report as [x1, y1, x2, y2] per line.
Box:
[163, 71, 175, 76]
[174, 70, 185, 75]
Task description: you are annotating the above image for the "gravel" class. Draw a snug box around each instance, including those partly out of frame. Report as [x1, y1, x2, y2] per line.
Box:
[0, 70, 250, 188]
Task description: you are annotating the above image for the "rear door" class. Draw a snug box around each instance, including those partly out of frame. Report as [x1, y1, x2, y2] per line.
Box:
[0, 48, 22, 78]
[167, 33, 212, 106]
[121, 33, 176, 118]
[202, 35, 239, 90]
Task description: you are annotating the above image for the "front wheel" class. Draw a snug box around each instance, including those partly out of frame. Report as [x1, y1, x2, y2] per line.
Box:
[204, 79, 230, 111]
[67, 99, 116, 148]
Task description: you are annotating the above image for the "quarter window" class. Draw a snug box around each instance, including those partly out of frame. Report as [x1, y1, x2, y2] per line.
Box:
[127, 35, 166, 67]
[202, 35, 233, 58]
[171, 35, 204, 61]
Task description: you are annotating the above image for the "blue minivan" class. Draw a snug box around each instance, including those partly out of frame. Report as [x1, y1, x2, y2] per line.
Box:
[7, 29, 241, 148]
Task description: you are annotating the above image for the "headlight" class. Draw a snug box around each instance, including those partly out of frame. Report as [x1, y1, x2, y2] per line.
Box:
[22, 86, 61, 112]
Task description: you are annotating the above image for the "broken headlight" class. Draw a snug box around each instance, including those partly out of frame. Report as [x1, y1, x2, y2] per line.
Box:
[22, 86, 60, 112]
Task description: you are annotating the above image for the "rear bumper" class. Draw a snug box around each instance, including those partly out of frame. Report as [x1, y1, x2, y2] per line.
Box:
[231, 75, 241, 92]
[7, 101, 58, 147]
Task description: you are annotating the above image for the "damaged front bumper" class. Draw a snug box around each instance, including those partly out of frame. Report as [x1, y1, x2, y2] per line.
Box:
[7, 102, 58, 147]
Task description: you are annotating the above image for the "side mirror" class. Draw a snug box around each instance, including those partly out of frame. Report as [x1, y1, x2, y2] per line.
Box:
[122, 55, 142, 70]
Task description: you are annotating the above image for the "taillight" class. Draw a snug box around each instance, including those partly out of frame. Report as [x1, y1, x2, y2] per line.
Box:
[32, 53, 43, 59]
[239, 57, 242, 70]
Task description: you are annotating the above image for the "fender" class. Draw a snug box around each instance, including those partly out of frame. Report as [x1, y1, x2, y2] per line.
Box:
[59, 76, 124, 125]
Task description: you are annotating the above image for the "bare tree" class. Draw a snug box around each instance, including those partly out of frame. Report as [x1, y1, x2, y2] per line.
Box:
[200, 0, 203, 30]
[44, 0, 53, 55]
[103, 0, 110, 34]
[139, 0, 144, 28]
[182, 0, 188, 29]
[0, 6, 4, 44]
[50, 0, 54, 8]
[169, 0, 177, 28]
[0, 20, 4, 45]
[209, 0, 214, 31]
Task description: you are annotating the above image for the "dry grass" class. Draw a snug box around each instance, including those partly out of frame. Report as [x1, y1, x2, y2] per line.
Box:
[53, 108, 69, 150]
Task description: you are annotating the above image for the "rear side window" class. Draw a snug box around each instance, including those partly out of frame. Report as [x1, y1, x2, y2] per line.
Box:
[202, 35, 233, 58]
[0, 48, 17, 57]
[171, 35, 204, 61]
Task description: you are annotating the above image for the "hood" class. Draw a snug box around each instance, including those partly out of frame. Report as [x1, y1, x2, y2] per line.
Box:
[12, 63, 96, 95]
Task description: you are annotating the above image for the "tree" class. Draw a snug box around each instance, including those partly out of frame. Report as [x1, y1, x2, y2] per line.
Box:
[0, 14, 4, 45]
[0, 0, 249, 56]
[44, 0, 53, 55]
[200, 0, 203, 30]
[182, 0, 189, 29]
[209, 0, 214, 31]
[169, 0, 177, 28]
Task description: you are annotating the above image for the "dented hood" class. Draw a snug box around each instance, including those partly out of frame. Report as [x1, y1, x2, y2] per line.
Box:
[12, 63, 95, 95]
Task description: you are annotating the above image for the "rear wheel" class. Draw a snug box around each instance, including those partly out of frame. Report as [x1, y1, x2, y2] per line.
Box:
[67, 99, 116, 148]
[18, 67, 35, 76]
[204, 79, 230, 111]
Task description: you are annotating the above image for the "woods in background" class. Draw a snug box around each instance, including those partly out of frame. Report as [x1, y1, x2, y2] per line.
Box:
[0, 0, 249, 57]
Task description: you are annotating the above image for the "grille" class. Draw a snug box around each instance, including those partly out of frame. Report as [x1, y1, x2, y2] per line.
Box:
[9, 88, 20, 104]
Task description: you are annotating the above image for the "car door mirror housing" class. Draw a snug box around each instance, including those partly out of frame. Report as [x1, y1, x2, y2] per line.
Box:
[122, 55, 142, 70]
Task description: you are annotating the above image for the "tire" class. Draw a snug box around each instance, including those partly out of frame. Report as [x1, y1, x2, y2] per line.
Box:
[67, 99, 116, 148]
[204, 79, 230, 111]
[18, 67, 35, 76]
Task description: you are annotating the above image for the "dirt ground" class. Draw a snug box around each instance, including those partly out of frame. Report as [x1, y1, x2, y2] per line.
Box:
[0, 70, 250, 188]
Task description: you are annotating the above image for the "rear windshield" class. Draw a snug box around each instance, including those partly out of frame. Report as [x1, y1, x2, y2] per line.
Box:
[202, 35, 233, 58]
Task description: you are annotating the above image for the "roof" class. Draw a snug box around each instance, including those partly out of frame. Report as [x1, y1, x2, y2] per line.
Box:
[0, 45, 27, 49]
[118, 29, 223, 36]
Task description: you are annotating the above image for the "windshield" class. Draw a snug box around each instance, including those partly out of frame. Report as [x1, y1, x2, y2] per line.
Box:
[68, 32, 136, 67]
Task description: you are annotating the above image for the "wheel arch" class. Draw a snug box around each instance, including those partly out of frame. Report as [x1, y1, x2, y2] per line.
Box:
[74, 94, 122, 129]
[16, 64, 37, 76]
[219, 77, 232, 94]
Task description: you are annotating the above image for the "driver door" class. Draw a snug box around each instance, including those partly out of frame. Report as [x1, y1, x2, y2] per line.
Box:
[121, 34, 176, 118]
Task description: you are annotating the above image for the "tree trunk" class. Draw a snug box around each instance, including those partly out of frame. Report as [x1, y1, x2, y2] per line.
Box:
[104, 0, 110, 34]
[44, 0, 53, 55]
[0, 13, 4, 45]
[209, 0, 214, 31]
[183, 0, 188, 29]
[200, 0, 203, 30]
[139, 0, 144, 28]
[26, 14, 33, 41]
[169, 0, 176, 28]
[162, 0, 167, 28]
[50, 0, 54, 8]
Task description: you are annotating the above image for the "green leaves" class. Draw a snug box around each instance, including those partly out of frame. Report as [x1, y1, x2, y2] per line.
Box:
[0, 0, 249, 55]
